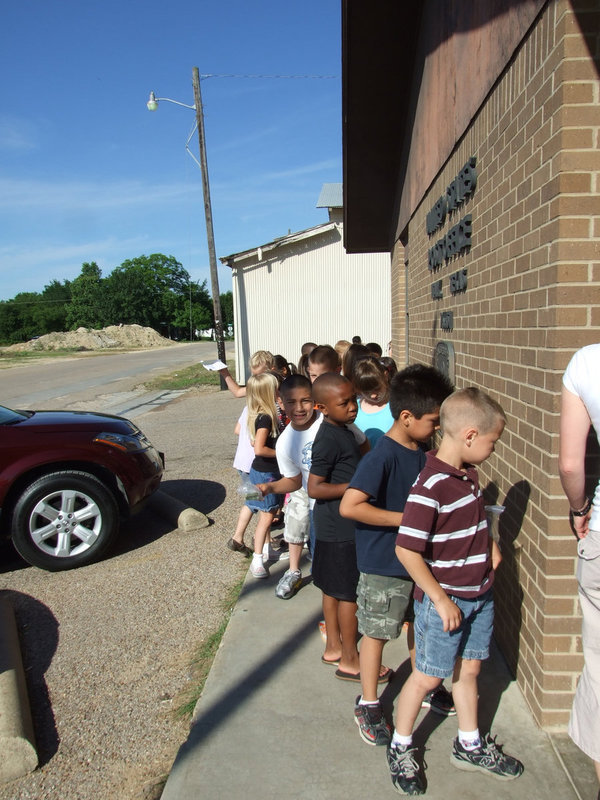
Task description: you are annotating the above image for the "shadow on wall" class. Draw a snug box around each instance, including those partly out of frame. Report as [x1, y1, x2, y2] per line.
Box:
[484, 479, 530, 677]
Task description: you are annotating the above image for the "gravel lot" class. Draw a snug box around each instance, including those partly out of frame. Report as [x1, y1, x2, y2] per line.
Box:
[0, 387, 250, 800]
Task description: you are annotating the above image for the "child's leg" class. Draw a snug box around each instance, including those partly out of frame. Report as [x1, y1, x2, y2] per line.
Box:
[359, 635, 386, 702]
[253, 510, 275, 556]
[451, 657, 481, 733]
[394, 668, 442, 735]
[338, 599, 360, 674]
[232, 505, 253, 545]
[288, 541, 303, 573]
[322, 592, 343, 662]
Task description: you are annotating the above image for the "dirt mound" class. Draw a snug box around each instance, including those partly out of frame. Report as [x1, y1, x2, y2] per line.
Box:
[7, 325, 175, 352]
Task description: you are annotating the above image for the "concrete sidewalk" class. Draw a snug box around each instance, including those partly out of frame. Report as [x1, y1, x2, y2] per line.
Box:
[162, 553, 588, 800]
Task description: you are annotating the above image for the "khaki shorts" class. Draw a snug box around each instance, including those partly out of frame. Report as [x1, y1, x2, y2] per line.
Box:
[356, 572, 414, 640]
[283, 488, 310, 545]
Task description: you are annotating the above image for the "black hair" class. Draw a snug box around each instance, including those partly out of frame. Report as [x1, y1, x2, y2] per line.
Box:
[279, 373, 312, 396]
[389, 364, 454, 420]
[365, 341, 383, 357]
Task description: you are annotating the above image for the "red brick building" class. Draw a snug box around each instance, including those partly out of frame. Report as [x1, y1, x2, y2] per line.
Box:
[343, 0, 600, 728]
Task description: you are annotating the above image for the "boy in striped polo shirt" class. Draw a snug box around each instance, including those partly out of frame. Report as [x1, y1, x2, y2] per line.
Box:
[387, 387, 523, 795]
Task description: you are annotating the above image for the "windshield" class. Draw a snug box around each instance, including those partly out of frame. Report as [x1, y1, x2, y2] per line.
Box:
[0, 405, 31, 425]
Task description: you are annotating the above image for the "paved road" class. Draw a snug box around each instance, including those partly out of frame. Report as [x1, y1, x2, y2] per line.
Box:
[1, 342, 235, 418]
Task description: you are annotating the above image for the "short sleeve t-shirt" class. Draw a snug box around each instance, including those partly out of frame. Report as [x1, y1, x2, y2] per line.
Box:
[355, 401, 395, 448]
[251, 413, 280, 473]
[310, 421, 361, 543]
[349, 435, 426, 577]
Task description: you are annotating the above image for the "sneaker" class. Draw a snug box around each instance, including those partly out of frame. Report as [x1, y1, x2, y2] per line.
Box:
[354, 697, 392, 746]
[421, 686, 456, 716]
[450, 733, 524, 780]
[227, 538, 250, 556]
[250, 559, 268, 579]
[275, 569, 302, 599]
[387, 743, 425, 795]
[262, 544, 290, 563]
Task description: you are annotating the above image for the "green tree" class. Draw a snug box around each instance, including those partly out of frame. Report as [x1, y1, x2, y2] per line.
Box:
[66, 262, 105, 329]
[219, 290, 233, 335]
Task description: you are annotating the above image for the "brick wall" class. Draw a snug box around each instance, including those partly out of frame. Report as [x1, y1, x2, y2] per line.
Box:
[391, 0, 600, 728]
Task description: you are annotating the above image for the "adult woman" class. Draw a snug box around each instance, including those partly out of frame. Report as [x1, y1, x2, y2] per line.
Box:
[558, 343, 600, 796]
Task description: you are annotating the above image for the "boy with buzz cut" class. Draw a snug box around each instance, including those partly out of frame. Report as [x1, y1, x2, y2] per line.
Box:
[339, 364, 454, 747]
[388, 387, 523, 795]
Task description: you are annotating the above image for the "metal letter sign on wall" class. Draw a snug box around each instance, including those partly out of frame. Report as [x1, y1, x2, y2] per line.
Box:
[427, 158, 476, 339]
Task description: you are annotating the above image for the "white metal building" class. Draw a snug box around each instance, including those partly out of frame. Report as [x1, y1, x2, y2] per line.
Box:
[220, 184, 391, 384]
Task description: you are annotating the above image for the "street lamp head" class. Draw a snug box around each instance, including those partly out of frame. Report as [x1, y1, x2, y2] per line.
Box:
[147, 91, 159, 111]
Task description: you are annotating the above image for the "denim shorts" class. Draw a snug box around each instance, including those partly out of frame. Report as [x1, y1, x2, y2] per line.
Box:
[414, 589, 494, 678]
[245, 467, 282, 513]
[356, 573, 414, 640]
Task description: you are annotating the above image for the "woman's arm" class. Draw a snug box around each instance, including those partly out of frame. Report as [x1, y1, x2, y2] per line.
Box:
[559, 385, 592, 538]
[219, 367, 246, 398]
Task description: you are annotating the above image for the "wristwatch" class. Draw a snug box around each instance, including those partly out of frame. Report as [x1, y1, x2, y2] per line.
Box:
[570, 497, 592, 517]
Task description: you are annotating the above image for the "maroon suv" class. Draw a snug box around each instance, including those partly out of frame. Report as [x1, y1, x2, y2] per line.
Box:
[0, 404, 163, 570]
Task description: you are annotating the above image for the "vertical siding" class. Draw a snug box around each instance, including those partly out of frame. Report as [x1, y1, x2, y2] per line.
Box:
[231, 226, 391, 383]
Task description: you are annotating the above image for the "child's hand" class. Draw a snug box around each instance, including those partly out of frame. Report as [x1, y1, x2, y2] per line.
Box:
[256, 482, 272, 497]
[491, 540, 502, 570]
[434, 595, 463, 632]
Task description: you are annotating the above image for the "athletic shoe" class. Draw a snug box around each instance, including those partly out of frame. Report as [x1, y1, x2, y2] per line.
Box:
[262, 544, 290, 563]
[450, 733, 524, 780]
[354, 697, 392, 746]
[250, 559, 268, 579]
[421, 685, 456, 716]
[226, 538, 250, 556]
[275, 569, 302, 599]
[387, 743, 425, 795]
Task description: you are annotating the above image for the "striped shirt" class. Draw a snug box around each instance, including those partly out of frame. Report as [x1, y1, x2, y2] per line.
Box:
[395, 451, 494, 601]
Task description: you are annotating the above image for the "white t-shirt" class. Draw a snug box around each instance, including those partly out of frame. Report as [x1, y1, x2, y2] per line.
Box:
[275, 412, 366, 508]
[563, 343, 600, 531]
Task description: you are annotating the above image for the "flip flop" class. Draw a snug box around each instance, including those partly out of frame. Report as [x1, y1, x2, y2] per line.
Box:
[321, 655, 340, 666]
[334, 666, 393, 684]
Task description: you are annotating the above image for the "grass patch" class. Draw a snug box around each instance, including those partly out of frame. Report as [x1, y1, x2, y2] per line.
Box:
[173, 572, 246, 720]
[146, 359, 236, 391]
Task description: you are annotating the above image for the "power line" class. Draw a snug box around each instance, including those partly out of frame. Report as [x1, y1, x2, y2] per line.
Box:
[200, 73, 338, 80]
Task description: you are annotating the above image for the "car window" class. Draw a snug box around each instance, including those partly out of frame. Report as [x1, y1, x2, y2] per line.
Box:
[0, 405, 31, 424]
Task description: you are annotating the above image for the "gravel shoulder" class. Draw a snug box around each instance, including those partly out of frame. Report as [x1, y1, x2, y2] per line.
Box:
[0, 388, 249, 800]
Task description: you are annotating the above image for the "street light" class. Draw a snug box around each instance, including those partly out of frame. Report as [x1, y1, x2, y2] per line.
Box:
[147, 67, 227, 387]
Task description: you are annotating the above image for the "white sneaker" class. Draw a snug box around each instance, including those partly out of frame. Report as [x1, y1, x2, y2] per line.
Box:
[275, 569, 302, 599]
[263, 545, 290, 563]
[250, 558, 268, 578]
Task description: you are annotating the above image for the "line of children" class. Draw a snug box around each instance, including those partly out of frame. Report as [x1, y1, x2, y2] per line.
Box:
[340, 364, 455, 745]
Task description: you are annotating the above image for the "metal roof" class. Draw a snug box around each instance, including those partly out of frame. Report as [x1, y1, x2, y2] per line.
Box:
[316, 183, 343, 209]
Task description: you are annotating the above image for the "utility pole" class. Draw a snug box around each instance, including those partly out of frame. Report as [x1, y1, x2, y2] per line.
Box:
[192, 66, 227, 388]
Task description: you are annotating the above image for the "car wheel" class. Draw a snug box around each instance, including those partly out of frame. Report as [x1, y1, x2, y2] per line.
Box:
[11, 470, 120, 570]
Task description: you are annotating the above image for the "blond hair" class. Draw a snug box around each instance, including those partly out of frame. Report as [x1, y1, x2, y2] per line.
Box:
[246, 372, 280, 442]
[249, 350, 274, 373]
[440, 387, 506, 437]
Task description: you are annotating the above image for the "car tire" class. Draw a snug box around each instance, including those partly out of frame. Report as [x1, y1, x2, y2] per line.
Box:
[11, 470, 120, 571]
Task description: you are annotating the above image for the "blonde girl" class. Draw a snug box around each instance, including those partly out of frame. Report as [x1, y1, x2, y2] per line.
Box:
[244, 373, 285, 578]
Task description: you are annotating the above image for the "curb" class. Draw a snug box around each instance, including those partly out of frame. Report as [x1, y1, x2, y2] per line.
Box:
[149, 490, 210, 531]
[0, 596, 38, 784]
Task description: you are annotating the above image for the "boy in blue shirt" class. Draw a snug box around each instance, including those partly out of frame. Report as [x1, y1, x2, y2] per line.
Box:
[340, 364, 454, 745]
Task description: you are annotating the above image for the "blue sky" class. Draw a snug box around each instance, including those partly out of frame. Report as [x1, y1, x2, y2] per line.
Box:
[0, 1, 342, 301]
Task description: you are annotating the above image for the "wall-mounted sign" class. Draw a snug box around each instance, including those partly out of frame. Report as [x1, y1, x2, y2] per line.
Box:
[428, 214, 472, 271]
[449, 268, 468, 294]
[431, 279, 443, 300]
[426, 157, 477, 236]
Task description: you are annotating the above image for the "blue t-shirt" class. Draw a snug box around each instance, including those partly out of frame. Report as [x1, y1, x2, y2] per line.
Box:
[349, 434, 426, 576]
[354, 401, 395, 448]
